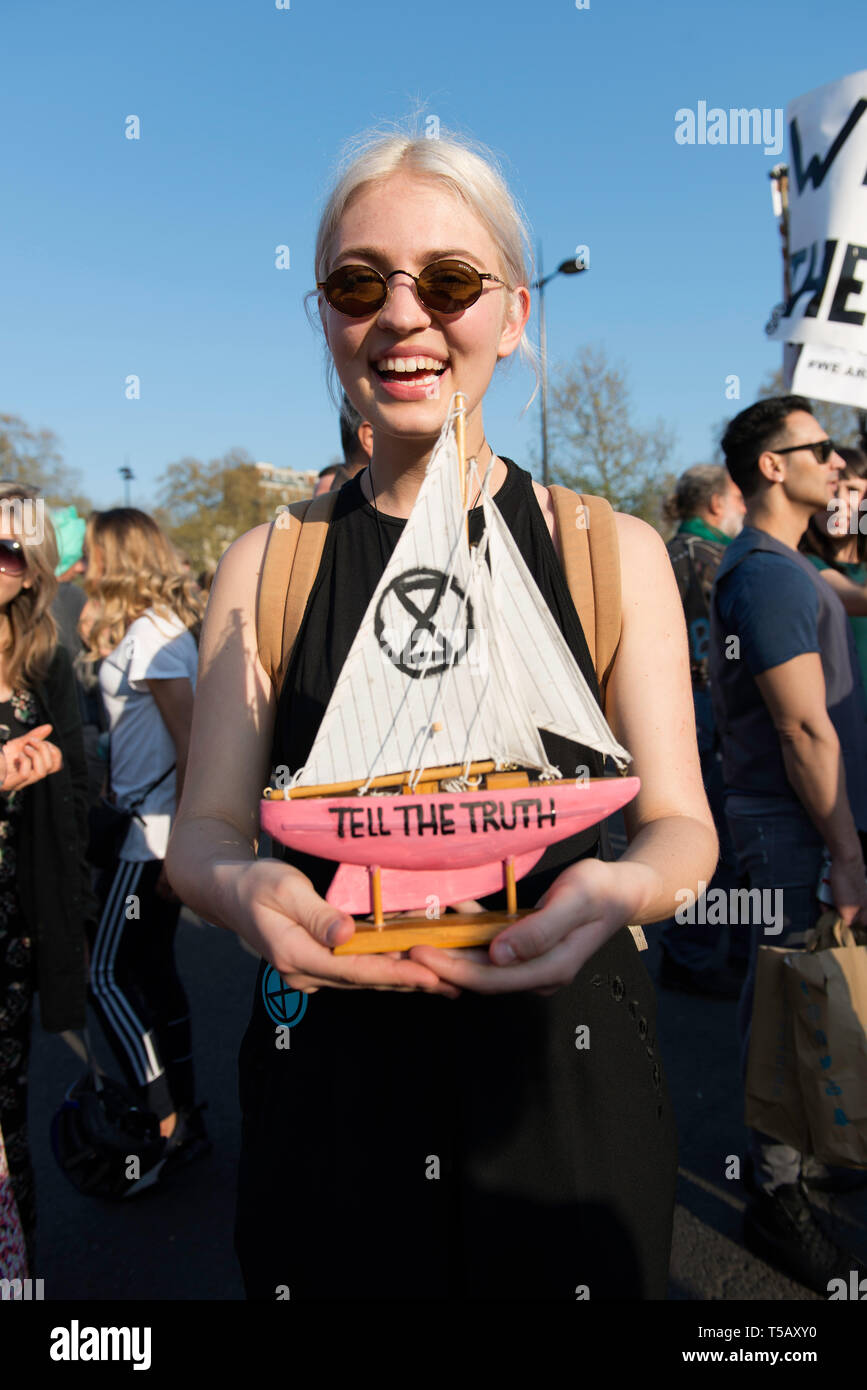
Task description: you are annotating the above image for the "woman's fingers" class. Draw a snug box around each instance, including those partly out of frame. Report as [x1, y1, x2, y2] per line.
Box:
[244, 862, 459, 993]
[24, 724, 53, 741]
[21, 737, 63, 784]
[482, 858, 635, 966]
[281, 927, 455, 992]
[2, 736, 37, 790]
[2, 729, 63, 788]
[408, 930, 593, 993]
[272, 871, 356, 951]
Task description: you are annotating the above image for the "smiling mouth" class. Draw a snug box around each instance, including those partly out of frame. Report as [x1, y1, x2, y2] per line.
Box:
[373, 356, 449, 384]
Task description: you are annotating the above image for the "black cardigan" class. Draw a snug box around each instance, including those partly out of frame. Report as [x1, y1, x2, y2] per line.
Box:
[16, 644, 95, 1032]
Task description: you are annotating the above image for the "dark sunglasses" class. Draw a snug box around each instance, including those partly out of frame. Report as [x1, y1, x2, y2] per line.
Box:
[317, 258, 508, 317]
[771, 438, 838, 464]
[0, 540, 27, 577]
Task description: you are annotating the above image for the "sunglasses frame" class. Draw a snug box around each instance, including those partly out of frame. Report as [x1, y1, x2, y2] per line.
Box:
[317, 258, 508, 317]
[770, 438, 838, 465]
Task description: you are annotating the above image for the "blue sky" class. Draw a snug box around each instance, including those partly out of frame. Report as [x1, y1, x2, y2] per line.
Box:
[1, 0, 859, 508]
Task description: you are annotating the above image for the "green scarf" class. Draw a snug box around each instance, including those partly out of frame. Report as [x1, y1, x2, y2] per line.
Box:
[678, 516, 731, 545]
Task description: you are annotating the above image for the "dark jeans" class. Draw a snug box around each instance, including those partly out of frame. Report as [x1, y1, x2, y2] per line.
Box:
[726, 794, 826, 1192]
[660, 689, 746, 969]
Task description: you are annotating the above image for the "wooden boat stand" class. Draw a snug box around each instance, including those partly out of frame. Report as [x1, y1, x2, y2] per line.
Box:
[332, 856, 521, 955]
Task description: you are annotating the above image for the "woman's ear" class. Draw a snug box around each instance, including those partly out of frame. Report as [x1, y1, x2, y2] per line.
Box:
[497, 286, 531, 362]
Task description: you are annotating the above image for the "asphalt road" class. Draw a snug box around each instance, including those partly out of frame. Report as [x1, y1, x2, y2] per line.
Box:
[26, 904, 867, 1303]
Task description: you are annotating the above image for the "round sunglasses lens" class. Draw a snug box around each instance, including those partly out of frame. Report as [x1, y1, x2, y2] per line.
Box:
[326, 267, 386, 316]
[418, 261, 482, 312]
[0, 542, 25, 576]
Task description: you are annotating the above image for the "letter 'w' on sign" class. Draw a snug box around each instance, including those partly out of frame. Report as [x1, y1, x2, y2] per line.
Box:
[790, 97, 867, 194]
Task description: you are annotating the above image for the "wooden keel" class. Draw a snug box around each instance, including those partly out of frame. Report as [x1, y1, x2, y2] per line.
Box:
[332, 909, 523, 955]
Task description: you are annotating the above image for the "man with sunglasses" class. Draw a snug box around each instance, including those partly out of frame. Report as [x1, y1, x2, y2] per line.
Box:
[709, 395, 867, 1294]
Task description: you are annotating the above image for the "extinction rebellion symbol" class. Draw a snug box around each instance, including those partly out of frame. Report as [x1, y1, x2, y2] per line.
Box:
[374, 567, 474, 678]
[261, 965, 308, 1028]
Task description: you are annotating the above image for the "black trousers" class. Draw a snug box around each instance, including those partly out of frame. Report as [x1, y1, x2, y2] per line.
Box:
[88, 857, 194, 1120]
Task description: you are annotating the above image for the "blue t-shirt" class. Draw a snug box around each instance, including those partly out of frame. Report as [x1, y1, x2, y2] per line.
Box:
[709, 526, 867, 827]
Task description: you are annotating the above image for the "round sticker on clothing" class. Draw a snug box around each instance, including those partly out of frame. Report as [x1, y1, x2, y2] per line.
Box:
[261, 966, 308, 1028]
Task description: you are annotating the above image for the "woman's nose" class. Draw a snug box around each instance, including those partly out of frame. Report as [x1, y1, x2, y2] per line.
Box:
[376, 275, 431, 330]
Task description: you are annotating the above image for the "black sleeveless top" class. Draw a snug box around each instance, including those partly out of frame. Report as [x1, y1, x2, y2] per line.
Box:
[235, 458, 678, 1302]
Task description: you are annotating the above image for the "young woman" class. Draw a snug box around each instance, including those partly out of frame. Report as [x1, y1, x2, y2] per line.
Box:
[82, 509, 210, 1175]
[800, 446, 867, 690]
[0, 485, 92, 1269]
[167, 127, 717, 1300]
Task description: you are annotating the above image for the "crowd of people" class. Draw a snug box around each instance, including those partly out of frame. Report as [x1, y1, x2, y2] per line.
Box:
[657, 407, 867, 1293]
[1, 123, 866, 1302]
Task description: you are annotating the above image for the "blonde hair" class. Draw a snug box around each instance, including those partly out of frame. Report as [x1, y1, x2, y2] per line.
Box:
[0, 483, 59, 691]
[308, 119, 541, 412]
[83, 508, 205, 660]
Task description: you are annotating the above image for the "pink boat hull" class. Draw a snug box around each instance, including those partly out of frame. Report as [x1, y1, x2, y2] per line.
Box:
[261, 776, 640, 914]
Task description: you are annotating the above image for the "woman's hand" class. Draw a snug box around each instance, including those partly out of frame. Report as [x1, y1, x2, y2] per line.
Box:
[1, 724, 63, 792]
[407, 857, 655, 995]
[224, 858, 461, 998]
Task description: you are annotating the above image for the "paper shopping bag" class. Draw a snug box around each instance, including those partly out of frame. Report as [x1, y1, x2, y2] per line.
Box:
[784, 915, 867, 1169]
[744, 945, 810, 1152]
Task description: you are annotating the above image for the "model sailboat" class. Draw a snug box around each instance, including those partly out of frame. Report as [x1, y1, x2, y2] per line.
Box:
[261, 392, 639, 952]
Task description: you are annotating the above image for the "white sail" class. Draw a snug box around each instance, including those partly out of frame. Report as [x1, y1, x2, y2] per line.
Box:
[481, 488, 632, 771]
[291, 407, 549, 789]
[291, 398, 630, 790]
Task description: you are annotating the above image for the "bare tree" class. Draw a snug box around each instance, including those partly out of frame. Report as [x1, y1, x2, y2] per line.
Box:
[154, 448, 284, 571]
[547, 346, 678, 526]
[0, 413, 91, 511]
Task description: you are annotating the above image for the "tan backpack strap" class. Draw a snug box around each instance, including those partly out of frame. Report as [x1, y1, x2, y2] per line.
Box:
[581, 493, 622, 701]
[548, 486, 622, 703]
[256, 491, 337, 695]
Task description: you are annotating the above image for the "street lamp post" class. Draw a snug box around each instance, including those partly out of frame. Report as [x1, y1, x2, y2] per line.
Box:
[119, 463, 135, 506]
[532, 245, 587, 487]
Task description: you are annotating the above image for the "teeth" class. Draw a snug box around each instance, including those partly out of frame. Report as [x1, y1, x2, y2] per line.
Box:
[376, 356, 447, 373]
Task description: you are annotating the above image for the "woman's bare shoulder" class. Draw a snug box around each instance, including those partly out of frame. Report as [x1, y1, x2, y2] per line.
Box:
[612, 512, 682, 622]
[613, 510, 668, 555]
[202, 523, 275, 649]
[218, 522, 273, 574]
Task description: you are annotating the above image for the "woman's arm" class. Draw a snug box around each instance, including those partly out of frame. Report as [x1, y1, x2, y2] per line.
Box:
[410, 511, 719, 993]
[602, 512, 719, 912]
[814, 564, 867, 616]
[165, 523, 459, 996]
[146, 677, 194, 800]
[147, 674, 194, 899]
